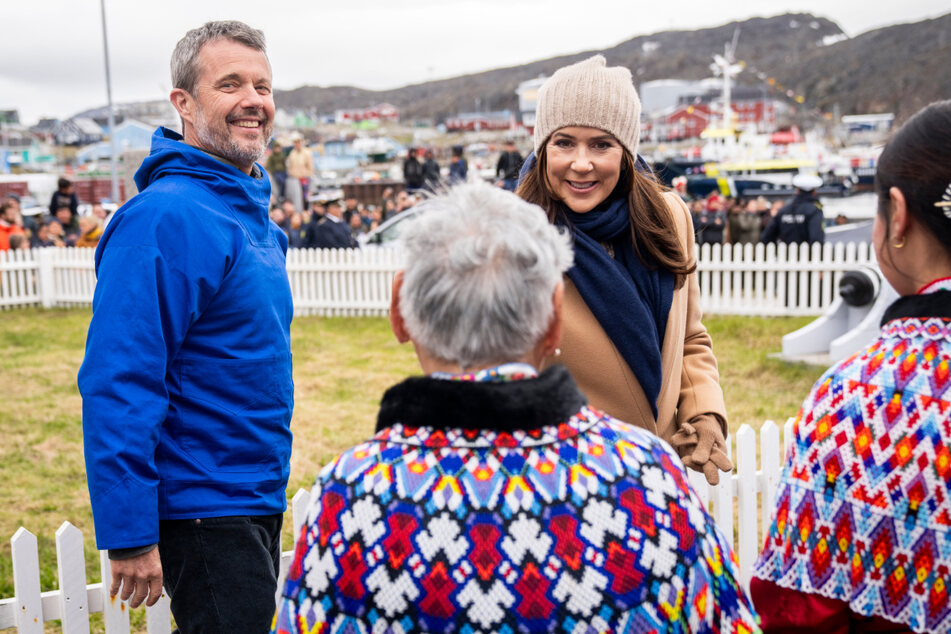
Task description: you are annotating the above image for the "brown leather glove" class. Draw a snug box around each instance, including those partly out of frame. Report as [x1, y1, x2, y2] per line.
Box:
[669, 414, 733, 486]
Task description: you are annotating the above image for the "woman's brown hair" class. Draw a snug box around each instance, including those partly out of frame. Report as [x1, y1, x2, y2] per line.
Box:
[516, 143, 695, 289]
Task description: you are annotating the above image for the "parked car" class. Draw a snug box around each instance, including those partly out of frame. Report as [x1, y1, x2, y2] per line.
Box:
[358, 207, 423, 248]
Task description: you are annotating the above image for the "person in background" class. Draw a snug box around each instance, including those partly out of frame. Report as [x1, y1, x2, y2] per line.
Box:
[286, 211, 307, 248]
[761, 173, 825, 244]
[0, 200, 25, 251]
[272, 182, 758, 633]
[280, 199, 297, 222]
[269, 203, 290, 235]
[6, 193, 37, 235]
[380, 186, 396, 221]
[448, 144, 468, 185]
[342, 197, 361, 224]
[422, 148, 441, 192]
[403, 147, 424, 193]
[44, 220, 68, 247]
[752, 100, 951, 633]
[31, 220, 65, 248]
[91, 202, 113, 230]
[266, 140, 288, 203]
[52, 205, 80, 246]
[495, 139, 523, 191]
[286, 133, 312, 210]
[396, 189, 415, 213]
[49, 177, 79, 218]
[348, 210, 366, 241]
[74, 215, 103, 248]
[78, 20, 293, 631]
[7, 233, 28, 251]
[693, 194, 727, 245]
[308, 200, 354, 249]
[728, 197, 765, 245]
[516, 55, 731, 485]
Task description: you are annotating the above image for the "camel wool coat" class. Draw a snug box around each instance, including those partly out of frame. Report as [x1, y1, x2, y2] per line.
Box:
[542, 192, 727, 443]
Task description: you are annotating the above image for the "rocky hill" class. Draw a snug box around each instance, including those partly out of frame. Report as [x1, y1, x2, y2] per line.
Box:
[274, 12, 951, 124]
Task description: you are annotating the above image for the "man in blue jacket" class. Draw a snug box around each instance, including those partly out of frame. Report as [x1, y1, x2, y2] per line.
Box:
[78, 21, 293, 632]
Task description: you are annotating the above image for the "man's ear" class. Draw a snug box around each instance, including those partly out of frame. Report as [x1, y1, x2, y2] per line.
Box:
[389, 271, 411, 344]
[169, 88, 195, 127]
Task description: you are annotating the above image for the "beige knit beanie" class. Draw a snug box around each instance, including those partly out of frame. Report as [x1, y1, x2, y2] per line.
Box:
[533, 55, 641, 157]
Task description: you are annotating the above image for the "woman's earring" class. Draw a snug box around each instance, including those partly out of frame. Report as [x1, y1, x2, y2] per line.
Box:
[893, 236, 905, 248]
[554, 348, 562, 357]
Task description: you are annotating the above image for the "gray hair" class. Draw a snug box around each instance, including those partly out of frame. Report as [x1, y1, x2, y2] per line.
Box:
[171, 21, 267, 95]
[398, 182, 574, 368]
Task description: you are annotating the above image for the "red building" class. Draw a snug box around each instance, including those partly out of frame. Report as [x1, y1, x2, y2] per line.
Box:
[645, 97, 779, 142]
[334, 103, 399, 124]
[444, 111, 515, 132]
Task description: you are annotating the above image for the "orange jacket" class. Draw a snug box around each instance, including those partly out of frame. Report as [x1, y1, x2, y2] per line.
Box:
[0, 223, 25, 250]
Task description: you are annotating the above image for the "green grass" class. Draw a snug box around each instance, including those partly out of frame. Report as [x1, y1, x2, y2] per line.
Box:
[0, 308, 825, 631]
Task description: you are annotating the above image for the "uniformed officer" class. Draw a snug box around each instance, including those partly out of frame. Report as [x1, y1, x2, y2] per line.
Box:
[761, 173, 825, 244]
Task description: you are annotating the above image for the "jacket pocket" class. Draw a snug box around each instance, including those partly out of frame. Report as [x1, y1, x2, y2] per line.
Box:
[176, 355, 293, 473]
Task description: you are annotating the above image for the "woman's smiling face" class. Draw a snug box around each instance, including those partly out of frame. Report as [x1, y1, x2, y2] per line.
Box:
[545, 126, 624, 213]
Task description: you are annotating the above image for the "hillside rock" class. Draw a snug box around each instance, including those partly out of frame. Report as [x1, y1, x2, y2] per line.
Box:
[275, 12, 950, 125]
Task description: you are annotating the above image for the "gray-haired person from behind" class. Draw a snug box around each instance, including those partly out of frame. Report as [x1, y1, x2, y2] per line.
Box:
[273, 182, 758, 633]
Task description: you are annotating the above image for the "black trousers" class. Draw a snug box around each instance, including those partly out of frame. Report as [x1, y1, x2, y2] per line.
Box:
[159, 514, 282, 634]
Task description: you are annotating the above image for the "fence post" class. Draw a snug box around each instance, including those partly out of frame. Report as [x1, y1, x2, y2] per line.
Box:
[99, 549, 130, 633]
[760, 421, 781, 539]
[36, 248, 56, 308]
[145, 594, 172, 634]
[735, 425, 757, 589]
[11, 527, 44, 633]
[713, 440, 734, 538]
[55, 522, 91, 633]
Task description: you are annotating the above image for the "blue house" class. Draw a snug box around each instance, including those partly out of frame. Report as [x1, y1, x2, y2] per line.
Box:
[76, 119, 155, 163]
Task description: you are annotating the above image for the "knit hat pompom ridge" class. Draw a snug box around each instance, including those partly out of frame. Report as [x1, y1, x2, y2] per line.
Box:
[533, 55, 642, 158]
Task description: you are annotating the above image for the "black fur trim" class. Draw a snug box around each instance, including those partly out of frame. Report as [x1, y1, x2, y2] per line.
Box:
[375, 365, 587, 433]
[881, 290, 951, 325]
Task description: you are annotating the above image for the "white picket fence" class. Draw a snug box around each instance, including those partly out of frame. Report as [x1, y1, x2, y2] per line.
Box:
[0, 419, 795, 632]
[1, 243, 874, 317]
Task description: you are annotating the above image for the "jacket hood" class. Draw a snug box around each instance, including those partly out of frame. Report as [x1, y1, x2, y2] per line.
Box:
[134, 127, 270, 213]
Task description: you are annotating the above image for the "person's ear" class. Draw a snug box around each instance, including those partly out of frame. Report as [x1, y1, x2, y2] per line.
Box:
[169, 88, 195, 126]
[389, 271, 411, 344]
[888, 186, 910, 243]
[541, 282, 564, 358]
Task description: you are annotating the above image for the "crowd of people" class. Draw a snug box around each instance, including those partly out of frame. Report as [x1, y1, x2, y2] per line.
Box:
[266, 186, 419, 249]
[19, 16, 948, 634]
[684, 173, 828, 246]
[0, 178, 112, 252]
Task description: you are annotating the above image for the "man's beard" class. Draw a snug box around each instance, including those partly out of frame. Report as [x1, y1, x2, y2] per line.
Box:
[194, 106, 272, 168]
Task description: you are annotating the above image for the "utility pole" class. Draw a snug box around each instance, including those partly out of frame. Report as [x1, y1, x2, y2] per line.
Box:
[100, 0, 120, 204]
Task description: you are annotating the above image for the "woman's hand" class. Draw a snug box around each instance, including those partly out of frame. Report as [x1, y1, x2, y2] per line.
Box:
[670, 415, 733, 486]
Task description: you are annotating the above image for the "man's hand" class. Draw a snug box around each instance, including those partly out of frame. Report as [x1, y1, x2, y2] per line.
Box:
[110, 548, 163, 608]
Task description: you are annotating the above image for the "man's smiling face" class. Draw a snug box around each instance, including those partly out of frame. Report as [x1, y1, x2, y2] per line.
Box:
[185, 38, 274, 171]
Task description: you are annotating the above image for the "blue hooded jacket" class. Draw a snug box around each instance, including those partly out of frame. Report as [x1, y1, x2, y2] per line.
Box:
[79, 127, 294, 550]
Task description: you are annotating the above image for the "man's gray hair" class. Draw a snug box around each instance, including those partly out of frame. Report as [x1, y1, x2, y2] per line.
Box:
[398, 183, 574, 368]
[171, 21, 267, 95]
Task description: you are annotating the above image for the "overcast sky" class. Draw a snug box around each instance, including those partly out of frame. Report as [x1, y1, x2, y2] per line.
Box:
[2, 0, 948, 125]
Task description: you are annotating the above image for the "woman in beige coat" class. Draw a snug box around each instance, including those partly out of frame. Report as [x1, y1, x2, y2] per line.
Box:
[517, 55, 731, 484]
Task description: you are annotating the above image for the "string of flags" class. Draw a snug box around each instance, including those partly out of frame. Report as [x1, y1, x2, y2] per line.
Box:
[737, 59, 834, 121]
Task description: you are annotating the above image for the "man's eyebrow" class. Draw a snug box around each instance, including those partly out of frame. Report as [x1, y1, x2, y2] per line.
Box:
[213, 73, 242, 84]
[212, 72, 271, 85]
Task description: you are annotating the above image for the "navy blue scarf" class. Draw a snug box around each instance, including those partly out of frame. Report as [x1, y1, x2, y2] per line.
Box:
[519, 152, 673, 416]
